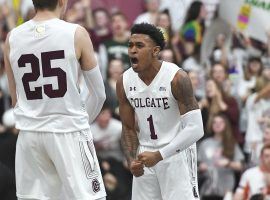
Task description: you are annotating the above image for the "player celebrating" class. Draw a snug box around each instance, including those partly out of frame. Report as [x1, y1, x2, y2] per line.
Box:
[4, 0, 107, 199]
[116, 23, 204, 200]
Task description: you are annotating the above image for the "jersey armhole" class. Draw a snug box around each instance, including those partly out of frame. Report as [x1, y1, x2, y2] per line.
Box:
[73, 25, 80, 66]
[122, 72, 129, 99]
[169, 69, 180, 102]
[8, 31, 14, 64]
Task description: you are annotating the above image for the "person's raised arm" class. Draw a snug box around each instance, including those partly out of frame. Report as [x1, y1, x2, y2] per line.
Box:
[4, 33, 17, 107]
[75, 25, 106, 123]
[116, 75, 144, 177]
[159, 70, 204, 159]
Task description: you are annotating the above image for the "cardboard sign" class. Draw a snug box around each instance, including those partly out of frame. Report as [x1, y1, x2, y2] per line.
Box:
[219, 0, 270, 43]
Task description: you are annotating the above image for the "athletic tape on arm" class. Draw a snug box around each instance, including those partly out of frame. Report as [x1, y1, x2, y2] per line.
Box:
[82, 66, 106, 123]
[159, 109, 204, 159]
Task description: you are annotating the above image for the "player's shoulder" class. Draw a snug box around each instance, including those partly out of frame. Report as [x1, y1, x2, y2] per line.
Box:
[8, 21, 33, 46]
[120, 67, 134, 82]
[161, 61, 183, 77]
[175, 68, 188, 79]
[74, 24, 90, 41]
[57, 20, 80, 32]
[123, 67, 134, 75]
[162, 60, 179, 69]
[166, 63, 187, 85]
[10, 20, 31, 36]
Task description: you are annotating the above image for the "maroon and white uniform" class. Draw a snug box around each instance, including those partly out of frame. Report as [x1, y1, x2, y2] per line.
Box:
[9, 18, 106, 200]
[123, 61, 199, 200]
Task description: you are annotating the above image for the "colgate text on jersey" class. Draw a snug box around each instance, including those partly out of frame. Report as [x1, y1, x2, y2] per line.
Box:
[129, 97, 170, 110]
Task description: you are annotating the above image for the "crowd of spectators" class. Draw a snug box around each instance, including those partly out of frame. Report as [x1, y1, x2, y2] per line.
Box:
[1, 0, 270, 199]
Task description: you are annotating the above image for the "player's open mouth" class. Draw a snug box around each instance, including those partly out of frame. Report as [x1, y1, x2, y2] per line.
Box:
[130, 57, 138, 65]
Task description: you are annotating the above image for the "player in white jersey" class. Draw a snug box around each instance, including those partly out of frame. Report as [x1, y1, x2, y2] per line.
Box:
[4, 0, 106, 199]
[116, 23, 204, 200]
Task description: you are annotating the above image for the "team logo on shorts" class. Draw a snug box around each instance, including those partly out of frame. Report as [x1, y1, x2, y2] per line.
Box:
[92, 178, 100, 193]
[193, 186, 199, 198]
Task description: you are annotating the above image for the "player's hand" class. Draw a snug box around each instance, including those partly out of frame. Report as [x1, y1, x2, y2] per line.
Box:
[138, 151, 163, 168]
[129, 160, 144, 177]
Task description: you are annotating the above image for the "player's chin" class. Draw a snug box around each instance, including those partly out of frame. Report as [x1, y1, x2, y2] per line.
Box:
[131, 64, 140, 72]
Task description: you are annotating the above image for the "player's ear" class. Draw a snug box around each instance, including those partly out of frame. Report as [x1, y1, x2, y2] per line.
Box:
[153, 46, 161, 57]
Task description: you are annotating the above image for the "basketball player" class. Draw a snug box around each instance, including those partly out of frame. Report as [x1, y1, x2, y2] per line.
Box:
[116, 23, 204, 200]
[4, 0, 106, 199]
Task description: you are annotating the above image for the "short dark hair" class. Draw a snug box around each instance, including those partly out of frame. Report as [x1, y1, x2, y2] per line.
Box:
[32, 0, 58, 11]
[131, 23, 165, 50]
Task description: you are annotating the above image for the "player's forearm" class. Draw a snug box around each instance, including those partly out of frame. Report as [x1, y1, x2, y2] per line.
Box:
[83, 66, 106, 123]
[159, 109, 204, 159]
[121, 126, 139, 165]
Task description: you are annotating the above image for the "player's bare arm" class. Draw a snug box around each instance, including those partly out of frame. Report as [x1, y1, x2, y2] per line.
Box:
[75, 25, 97, 70]
[171, 69, 199, 114]
[116, 75, 137, 162]
[4, 33, 17, 107]
[75, 25, 106, 123]
[116, 75, 144, 177]
[139, 69, 204, 164]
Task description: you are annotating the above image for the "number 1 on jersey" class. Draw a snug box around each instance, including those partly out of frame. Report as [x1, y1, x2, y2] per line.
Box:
[147, 115, 158, 140]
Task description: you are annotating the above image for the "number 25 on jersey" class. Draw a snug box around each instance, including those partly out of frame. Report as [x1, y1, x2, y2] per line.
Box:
[18, 50, 67, 100]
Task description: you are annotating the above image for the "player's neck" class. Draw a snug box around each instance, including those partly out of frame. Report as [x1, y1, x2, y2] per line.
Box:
[33, 9, 61, 21]
[138, 60, 162, 85]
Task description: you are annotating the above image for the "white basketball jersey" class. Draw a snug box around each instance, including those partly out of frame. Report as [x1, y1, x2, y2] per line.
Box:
[9, 19, 89, 132]
[123, 61, 182, 148]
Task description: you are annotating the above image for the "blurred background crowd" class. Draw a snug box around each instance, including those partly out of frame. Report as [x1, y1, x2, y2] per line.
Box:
[0, 0, 270, 200]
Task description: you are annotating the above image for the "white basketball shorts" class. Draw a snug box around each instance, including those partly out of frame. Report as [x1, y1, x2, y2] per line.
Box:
[15, 129, 106, 200]
[132, 144, 199, 200]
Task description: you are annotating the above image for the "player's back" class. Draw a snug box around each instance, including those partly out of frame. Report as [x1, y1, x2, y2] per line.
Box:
[123, 61, 182, 148]
[9, 18, 89, 132]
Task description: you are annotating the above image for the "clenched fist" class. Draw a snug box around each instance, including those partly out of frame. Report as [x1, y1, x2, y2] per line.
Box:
[130, 160, 144, 177]
[138, 151, 163, 168]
